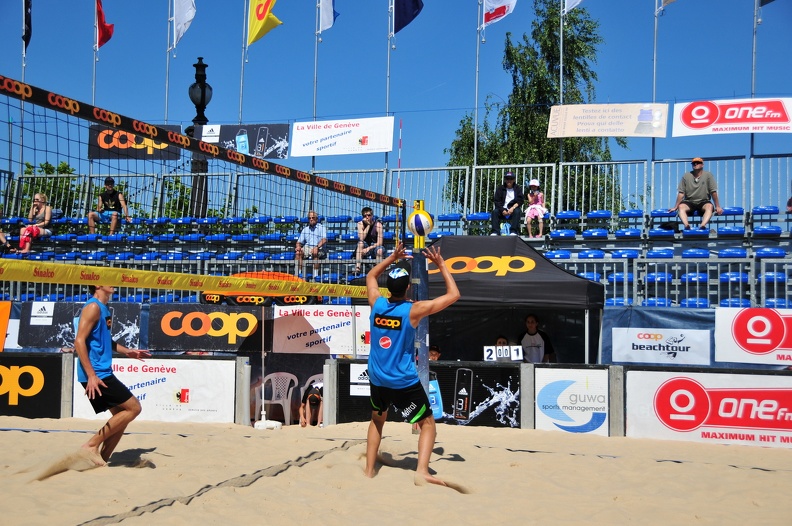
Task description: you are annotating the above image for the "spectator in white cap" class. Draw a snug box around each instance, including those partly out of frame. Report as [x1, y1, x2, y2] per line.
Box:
[524, 179, 547, 238]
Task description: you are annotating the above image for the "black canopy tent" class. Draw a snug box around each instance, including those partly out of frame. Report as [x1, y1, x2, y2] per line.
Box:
[425, 236, 604, 363]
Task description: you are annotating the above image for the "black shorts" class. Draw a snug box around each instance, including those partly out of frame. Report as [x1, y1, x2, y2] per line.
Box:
[369, 380, 431, 424]
[80, 374, 134, 414]
[680, 200, 713, 215]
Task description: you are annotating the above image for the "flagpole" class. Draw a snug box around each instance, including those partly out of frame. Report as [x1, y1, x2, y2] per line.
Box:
[239, 0, 249, 124]
[165, 0, 173, 123]
[92, 0, 98, 106]
[21, 0, 27, 81]
[652, 0, 661, 162]
[384, 0, 393, 199]
[559, 0, 564, 165]
[313, 0, 321, 174]
[750, 0, 760, 160]
[472, 0, 483, 213]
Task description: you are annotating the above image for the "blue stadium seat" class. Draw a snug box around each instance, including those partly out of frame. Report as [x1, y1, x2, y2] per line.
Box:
[54, 252, 83, 261]
[612, 249, 640, 259]
[180, 233, 204, 243]
[642, 297, 673, 307]
[646, 249, 674, 259]
[231, 233, 257, 242]
[270, 253, 295, 261]
[680, 297, 711, 308]
[720, 298, 751, 308]
[326, 297, 352, 305]
[682, 248, 710, 259]
[682, 228, 709, 238]
[718, 248, 748, 258]
[647, 228, 675, 238]
[578, 249, 605, 259]
[40, 293, 65, 301]
[28, 251, 55, 260]
[106, 252, 134, 261]
[53, 233, 78, 242]
[765, 298, 789, 308]
[608, 272, 634, 283]
[549, 229, 576, 239]
[189, 251, 216, 260]
[217, 251, 245, 260]
[248, 215, 273, 225]
[719, 272, 749, 283]
[75, 234, 98, 243]
[577, 272, 602, 281]
[605, 297, 634, 306]
[151, 293, 180, 303]
[66, 293, 92, 302]
[717, 225, 745, 237]
[103, 234, 127, 243]
[195, 217, 220, 226]
[126, 234, 151, 243]
[152, 234, 179, 243]
[243, 252, 271, 261]
[328, 251, 355, 260]
[614, 228, 641, 239]
[222, 217, 246, 226]
[680, 272, 709, 283]
[161, 253, 185, 261]
[341, 233, 358, 242]
[261, 233, 284, 242]
[285, 234, 299, 242]
[759, 272, 787, 283]
[543, 250, 571, 259]
[753, 225, 782, 237]
[582, 228, 609, 239]
[645, 272, 673, 284]
[754, 247, 786, 259]
[134, 252, 162, 261]
[171, 217, 195, 227]
[205, 234, 231, 243]
[428, 231, 455, 239]
[82, 251, 108, 261]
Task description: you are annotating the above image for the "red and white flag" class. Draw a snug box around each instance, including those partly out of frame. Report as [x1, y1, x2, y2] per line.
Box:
[96, 0, 114, 48]
[483, 0, 517, 27]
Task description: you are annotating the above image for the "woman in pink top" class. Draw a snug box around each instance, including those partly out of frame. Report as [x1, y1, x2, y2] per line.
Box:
[524, 179, 547, 238]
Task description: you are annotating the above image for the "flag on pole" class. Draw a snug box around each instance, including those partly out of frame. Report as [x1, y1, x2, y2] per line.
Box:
[394, 0, 424, 34]
[22, 0, 32, 51]
[760, 0, 776, 5]
[319, 0, 339, 32]
[248, 0, 282, 46]
[483, 0, 517, 27]
[96, 0, 114, 48]
[173, 0, 196, 48]
[563, 0, 584, 15]
[662, 0, 677, 6]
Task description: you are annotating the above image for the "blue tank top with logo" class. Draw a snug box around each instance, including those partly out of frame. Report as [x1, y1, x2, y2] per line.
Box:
[76, 297, 114, 383]
[368, 297, 417, 389]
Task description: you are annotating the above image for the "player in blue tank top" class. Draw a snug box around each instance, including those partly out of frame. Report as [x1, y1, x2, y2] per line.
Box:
[74, 285, 151, 466]
[364, 243, 460, 488]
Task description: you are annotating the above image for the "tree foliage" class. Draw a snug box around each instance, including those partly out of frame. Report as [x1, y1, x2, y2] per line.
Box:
[445, 0, 626, 212]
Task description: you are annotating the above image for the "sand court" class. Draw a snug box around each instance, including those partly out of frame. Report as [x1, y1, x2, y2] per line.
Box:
[1, 416, 791, 525]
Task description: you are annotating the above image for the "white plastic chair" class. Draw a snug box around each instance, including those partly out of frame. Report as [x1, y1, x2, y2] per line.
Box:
[262, 372, 298, 425]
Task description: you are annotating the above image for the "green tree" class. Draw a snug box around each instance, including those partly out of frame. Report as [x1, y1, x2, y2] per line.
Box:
[445, 0, 626, 212]
[19, 161, 82, 217]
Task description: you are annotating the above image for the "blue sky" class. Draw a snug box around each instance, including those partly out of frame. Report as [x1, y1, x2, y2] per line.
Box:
[1, 0, 790, 172]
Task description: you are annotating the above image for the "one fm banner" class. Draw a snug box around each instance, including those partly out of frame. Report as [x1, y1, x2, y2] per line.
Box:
[672, 97, 792, 137]
[290, 116, 394, 157]
[714, 307, 792, 365]
[611, 327, 711, 366]
[272, 305, 371, 356]
[626, 370, 792, 449]
[535, 368, 609, 436]
[547, 103, 668, 138]
[148, 304, 262, 353]
[88, 124, 182, 160]
[197, 123, 290, 160]
[72, 358, 236, 423]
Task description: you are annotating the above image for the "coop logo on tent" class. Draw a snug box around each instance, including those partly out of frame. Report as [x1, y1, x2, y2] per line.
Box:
[536, 379, 607, 433]
[428, 255, 536, 277]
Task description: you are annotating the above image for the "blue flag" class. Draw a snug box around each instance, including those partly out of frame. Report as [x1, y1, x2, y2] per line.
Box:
[394, 0, 423, 34]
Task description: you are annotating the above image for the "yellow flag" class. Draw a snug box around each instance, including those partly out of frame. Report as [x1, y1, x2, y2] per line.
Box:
[248, 0, 282, 46]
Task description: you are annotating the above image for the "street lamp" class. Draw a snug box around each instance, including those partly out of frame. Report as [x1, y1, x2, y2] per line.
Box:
[186, 57, 212, 217]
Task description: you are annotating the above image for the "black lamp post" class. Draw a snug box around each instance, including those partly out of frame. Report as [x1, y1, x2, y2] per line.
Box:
[186, 57, 212, 217]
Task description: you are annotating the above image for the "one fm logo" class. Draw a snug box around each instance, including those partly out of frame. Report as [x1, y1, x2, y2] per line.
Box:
[536, 380, 607, 433]
[653, 377, 792, 432]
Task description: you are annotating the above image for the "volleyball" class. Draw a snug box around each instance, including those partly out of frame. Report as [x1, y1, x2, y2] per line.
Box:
[408, 210, 434, 237]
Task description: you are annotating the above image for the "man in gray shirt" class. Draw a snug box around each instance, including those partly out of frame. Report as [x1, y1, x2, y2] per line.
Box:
[669, 157, 723, 230]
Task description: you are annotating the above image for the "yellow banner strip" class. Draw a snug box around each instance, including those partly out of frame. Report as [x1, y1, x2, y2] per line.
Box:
[0, 260, 382, 299]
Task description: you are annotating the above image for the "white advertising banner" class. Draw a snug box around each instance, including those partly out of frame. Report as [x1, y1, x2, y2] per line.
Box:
[626, 370, 792, 448]
[534, 368, 609, 436]
[349, 362, 370, 397]
[290, 116, 394, 157]
[715, 307, 792, 365]
[73, 359, 236, 423]
[612, 327, 711, 365]
[547, 103, 668, 138]
[672, 97, 792, 137]
[273, 305, 369, 356]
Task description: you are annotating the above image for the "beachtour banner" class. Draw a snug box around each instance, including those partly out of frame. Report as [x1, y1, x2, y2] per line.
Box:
[672, 97, 792, 137]
[547, 103, 668, 138]
[72, 358, 236, 423]
[290, 116, 394, 157]
[714, 307, 792, 365]
[611, 327, 711, 366]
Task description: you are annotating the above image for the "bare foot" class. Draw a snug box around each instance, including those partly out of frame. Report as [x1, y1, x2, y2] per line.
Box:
[81, 445, 107, 467]
[414, 472, 471, 494]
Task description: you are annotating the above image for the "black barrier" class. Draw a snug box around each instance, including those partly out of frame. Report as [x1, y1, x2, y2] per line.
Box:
[148, 304, 262, 352]
[336, 359, 521, 428]
[0, 353, 62, 418]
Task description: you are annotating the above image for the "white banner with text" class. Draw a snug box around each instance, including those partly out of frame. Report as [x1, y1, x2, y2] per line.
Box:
[290, 116, 394, 157]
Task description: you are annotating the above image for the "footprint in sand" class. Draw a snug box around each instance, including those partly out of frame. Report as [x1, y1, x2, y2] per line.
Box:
[33, 449, 106, 482]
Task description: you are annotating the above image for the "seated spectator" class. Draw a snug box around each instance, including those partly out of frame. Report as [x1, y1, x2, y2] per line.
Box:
[495, 335, 510, 346]
[428, 344, 441, 361]
[299, 379, 323, 427]
[88, 177, 131, 235]
[19, 193, 52, 254]
[520, 313, 556, 363]
[295, 211, 327, 274]
[0, 230, 16, 255]
[668, 157, 722, 230]
[524, 179, 547, 238]
[786, 196, 792, 213]
[355, 206, 384, 273]
[490, 171, 524, 236]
